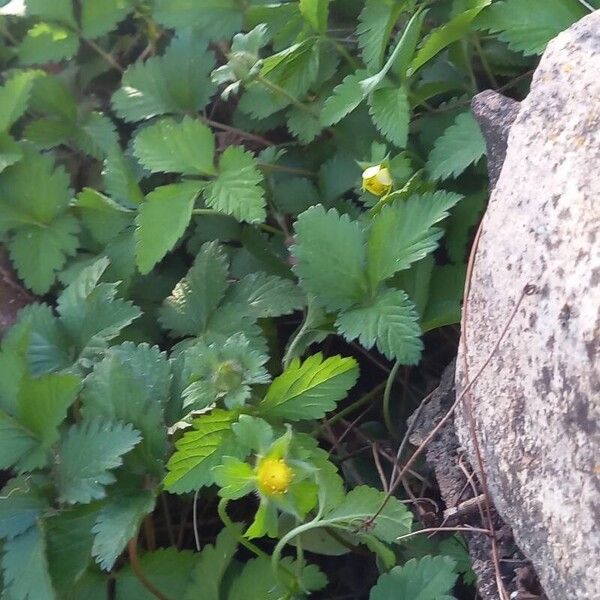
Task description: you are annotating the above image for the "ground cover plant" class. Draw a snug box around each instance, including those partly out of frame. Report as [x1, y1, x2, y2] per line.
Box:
[0, 0, 593, 598]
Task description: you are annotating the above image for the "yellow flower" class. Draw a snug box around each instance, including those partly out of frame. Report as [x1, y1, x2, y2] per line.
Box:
[362, 165, 392, 197]
[256, 457, 294, 496]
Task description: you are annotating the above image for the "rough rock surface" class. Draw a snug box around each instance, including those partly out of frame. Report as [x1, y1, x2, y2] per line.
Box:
[455, 11, 600, 600]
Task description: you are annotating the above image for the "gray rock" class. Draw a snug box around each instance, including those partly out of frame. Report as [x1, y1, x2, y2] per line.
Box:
[456, 11, 600, 600]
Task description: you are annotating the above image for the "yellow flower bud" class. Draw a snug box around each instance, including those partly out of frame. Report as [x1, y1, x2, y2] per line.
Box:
[256, 457, 294, 496]
[362, 165, 393, 197]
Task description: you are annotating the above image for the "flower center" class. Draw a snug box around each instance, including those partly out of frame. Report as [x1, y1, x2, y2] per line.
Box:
[256, 457, 294, 496]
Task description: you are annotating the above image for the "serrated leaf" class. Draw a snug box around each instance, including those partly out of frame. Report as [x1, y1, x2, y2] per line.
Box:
[367, 191, 463, 286]
[153, 0, 243, 40]
[335, 288, 423, 363]
[259, 353, 358, 421]
[0, 411, 37, 470]
[183, 526, 239, 600]
[75, 111, 119, 159]
[299, 0, 329, 33]
[225, 272, 305, 318]
[409, 2, 491, 75]
[0, 70, 38, 132]
[1, 524, 55, 600]
[75, 187, 132, 245]
[292, 205, 367, 312]
[164, 409, 240, 493]
[19, 23, 79, 66]
[369, 555, 458, 600]
[92, 490, 155, 570]
[160, 242, 229, 337]
[0, 133, 23, 173]
[323, 485, 413, 544]
[476, 0, 585, 56]
[81, 0, 132, 39]
[203, 146, 265, 224]
[427, 112, 486, 180]
[9, 213, 79, 294]
[286, 105, 323, 144]
[135, 181, 202, 274]
[103, 147, 144, 206]
[56, 419, 142, 504]
[321, 69, 370, 126]
[368, 85, 410, 147]
[112, 31, 216, 122]
[357, 0, 403, 71]
[133, 117, 215, 176]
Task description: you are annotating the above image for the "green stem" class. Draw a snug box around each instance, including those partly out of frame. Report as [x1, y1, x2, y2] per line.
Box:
[383, 361, 401, 436]
[217, 498, 269, 560]
[256, 75, 319, 117]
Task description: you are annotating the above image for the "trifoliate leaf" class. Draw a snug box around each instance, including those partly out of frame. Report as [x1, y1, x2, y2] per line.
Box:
[323, 485, 413, 544]
[135, 181, 203, 274]
[225, 272, 305, 318]
[369, 555, 458, 600]
[82, 342, 170, 466]
[292, 205, 368, 312]
[368, 85, 410, 148]
[259, 353, 358, 421]
[133, 117, 215, 176]
[183, 526, 239, 600]
[367, 191, 463, 286]
[357, 0, 403, 71]
[56, 418, 142, 504]
[164, 409, 241, 493]
[19, 23, 79, 65]
[203, 146, 266, 224]
[153, 0, 243, 40]
[1, 524, 55, 600]
[92, 489, 155, 570]
[81, 0, 132, 39]
[0, 70, 38, 132]
[321, 69, 370, 126]
[336, 288, 422, 363]
[427, 112, 486, 180]
[476, 0, 585, 56]
[115, 548, 196, 600]
[160, 242, 229, 337]
[112, 31, 216, 122]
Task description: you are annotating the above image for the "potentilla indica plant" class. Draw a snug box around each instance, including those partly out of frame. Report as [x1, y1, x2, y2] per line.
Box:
[0, 0, 585, 597]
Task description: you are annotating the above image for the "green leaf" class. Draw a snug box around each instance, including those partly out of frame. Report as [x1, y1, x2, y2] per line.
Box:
[0, 411, 37, 470]
[75, 111, 119, 159]
[0, 133, 23, 173]
[213, 456, 255, 499]
[321, 69, 370, 126]
[183, 526, 239, 600]
[368, 85, 410, 148]
[476, 0, 585, 56]
[225, 272, 305, 318]
[135, 181, 203, 274]
[19, 23, 79, 65]
[153, 0, 243, 40]
[92, 489, 155, 570]
[10, 213, 79, 294]
[323, 485, 413, 544]
[81, 0, 132, 39]
[299, 0, 330, 34]
[335, 288, 422, 363]
[160, 242, 229, 337]
[292, 205, 367, 312]
[259, 353, 358, 421]
[103, 148, 144, 206]
[112, 31, 216, 122]
[286, 105, 323, 144]
[357, 0, 403, 71]
[164, 409, 241, 493]
[422, 264, 466, 333]
[369, 555, 458, 600]
[1, 525, 55, 600]
[56, 419, 142, 504]
[0, 478, 47, 539]
[82, 342, 170, 466]
[133, 117, 215, 176]
[75, 187, 132, 245]
[26, 0, 75, 24]
[203, 146, 266, 224]
[367, 191, 463, 286]
[427, 112, 486, 180]
[115, 548, 196, 600]
[409, 2, 491, 75]
[0, 70, 39, 132]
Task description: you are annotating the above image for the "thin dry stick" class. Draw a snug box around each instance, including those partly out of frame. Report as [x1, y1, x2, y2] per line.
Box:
[192, 489, 201, 551]
[372, 443, 389, 492]
[128, 536, 172, 600]
[396, 526, 492, 543]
